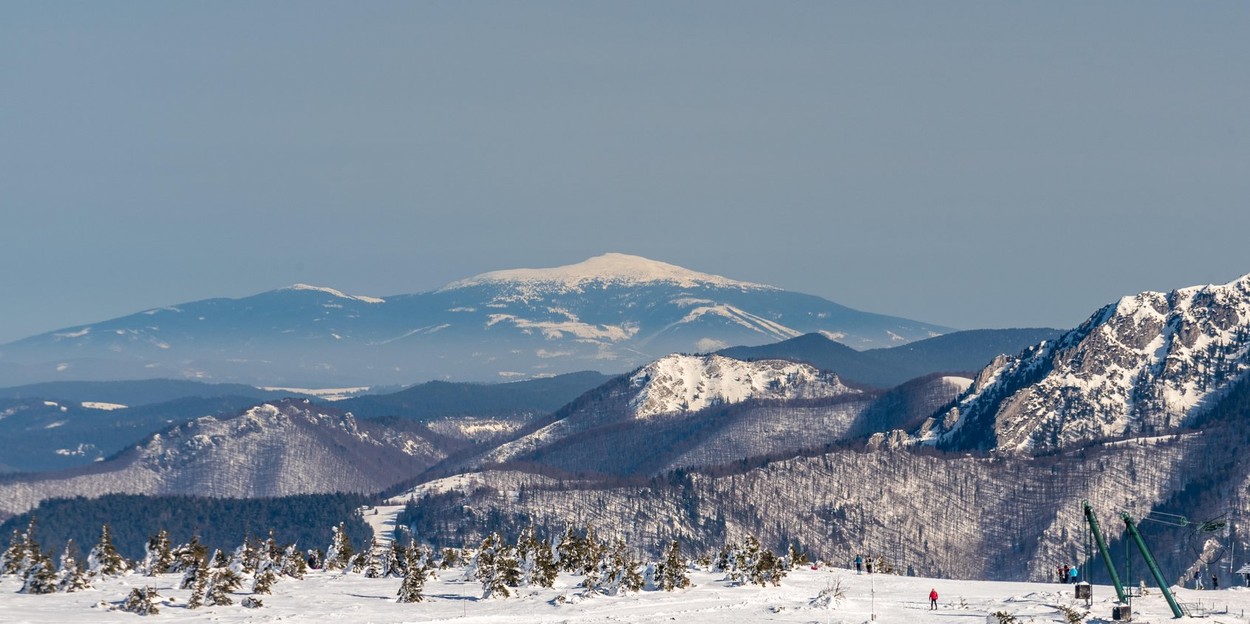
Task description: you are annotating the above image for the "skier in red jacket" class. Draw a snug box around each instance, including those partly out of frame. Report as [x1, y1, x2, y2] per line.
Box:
[929, 588, 939, 610]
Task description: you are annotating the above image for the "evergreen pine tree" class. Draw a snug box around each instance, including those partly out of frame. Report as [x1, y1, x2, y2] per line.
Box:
[1, 528, 26, 575]
[280, 544, 307, 579]
[618, 550, 645, 595]
[186, 564, 209, 609]
[57, 540, 92, 593]
[141, 529, 173, 576]
[19, 553, 58, 594]
[396, 545, 427, 603]
[556, 526, 580, 573]
[750, 549, 786, 587]
[531, 537, 558, 589]
[206, 566, 242, 606]
[170, 536, 207, 574]
[180, 556, 203, 590]
[119, 586, 161, 615]
[88, 524, 130, 577]
[252, 566, 277, 595]
[363, 536, 384, 578]
[473, 533, 511, 599]
[657, 541, 690, 591]
[325, 522, 353, 571]
[230, 537, 260, 575]
[785, 543, 808, 569]
[384, 540, 407, 578]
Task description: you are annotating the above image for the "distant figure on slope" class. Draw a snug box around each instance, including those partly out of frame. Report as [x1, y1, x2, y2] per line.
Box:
[855, 555, 863, 575]
[1212, 575, 1219, 590]
[866, 559, 873, 574]
[929, 588, 938, 610]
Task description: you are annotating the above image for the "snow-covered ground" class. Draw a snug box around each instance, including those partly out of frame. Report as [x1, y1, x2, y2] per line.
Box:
[5, 565, 1249, 624]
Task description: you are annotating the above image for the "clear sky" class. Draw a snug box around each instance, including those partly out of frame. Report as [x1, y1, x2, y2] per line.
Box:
[2, 2, 1248, 345]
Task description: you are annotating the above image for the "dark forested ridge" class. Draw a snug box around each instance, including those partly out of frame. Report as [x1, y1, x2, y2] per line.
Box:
[720, 328, 1060, 388]
[338, 371, 612, 421]
[0, 493, 374, 560]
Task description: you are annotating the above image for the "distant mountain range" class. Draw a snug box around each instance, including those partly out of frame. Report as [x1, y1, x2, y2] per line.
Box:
[0, 253, 951, 386]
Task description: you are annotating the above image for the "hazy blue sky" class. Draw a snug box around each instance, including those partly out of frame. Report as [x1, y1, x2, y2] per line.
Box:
[3, 2, 1248, 345]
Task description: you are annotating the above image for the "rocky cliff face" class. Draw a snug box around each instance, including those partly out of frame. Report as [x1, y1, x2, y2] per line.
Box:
[917, 274, 1250, 454]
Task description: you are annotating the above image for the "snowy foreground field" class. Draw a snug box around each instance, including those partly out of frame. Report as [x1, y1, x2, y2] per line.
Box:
[4, 566, 1250, 624]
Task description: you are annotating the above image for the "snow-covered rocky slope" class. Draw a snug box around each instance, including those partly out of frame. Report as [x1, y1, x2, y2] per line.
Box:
[468, 354, 864, 474]
[0, 254, 950, 386]
[0, 400, 448, 517]
[915, 273, 1250, 454]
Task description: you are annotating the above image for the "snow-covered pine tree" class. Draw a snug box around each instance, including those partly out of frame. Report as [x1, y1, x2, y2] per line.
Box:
[281, 544, 307, 579]
[439, 547, 460, 569]
[556, 526, 580, 573]
[472, 532, 513, 599]
[749, 549, 787, 587]
[19, 552, 57, 594]
[210, 548, 229, 569]
[579, 526, 604, 576]
[206, 565, 242, 606]
[734, 535, 762, 583]
[1, 527, 26, 575]
[119, 586, 160, 615]
[714, 541, 736, 576]
[384, 540, 407, 578]
[57, 540, 92, 593]
[617, 548, 645, 595]
[515, 525, 536, 584]
[530, 536, 558, 589]
[186, 564, 209, 609]
[88, 524, 130, 577]
[396, 544, 427, 603]
[179, 556, 203, 590]
[657, 540, 690, 591]
[2, 519, 40, 577]
[325, 522, 353, 571]
[230, 536, 260, 575]
[170, 536, 207, 574]
[263, 531, 281, 563]
[252, 564, 277, 595]
[140, 529, 173, 576]
[363, 536, 384, 578]
[785, 543, 808, 569]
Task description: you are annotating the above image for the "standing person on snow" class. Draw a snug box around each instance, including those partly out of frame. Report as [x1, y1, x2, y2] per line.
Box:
[1069, 566, 1079, 584]
[929, 588, 939, 610]
[855, 555, 863, 574]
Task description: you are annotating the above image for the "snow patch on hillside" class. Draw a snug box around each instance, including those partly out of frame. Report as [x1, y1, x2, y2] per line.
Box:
[81, 401, 128, 410]
[285, 283, 386, 304]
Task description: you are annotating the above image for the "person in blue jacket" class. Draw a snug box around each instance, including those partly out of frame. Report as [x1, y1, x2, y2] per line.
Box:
[1069, 566, 1079, 584]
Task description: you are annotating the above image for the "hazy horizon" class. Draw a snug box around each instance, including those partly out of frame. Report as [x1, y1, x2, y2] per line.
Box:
[3, 2, 1248, 344]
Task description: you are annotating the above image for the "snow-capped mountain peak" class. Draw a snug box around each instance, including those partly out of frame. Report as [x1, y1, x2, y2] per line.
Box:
[628, 353, 858, 418]
[914, 271, 1250, 454]
[441, 253, 773, 292]
[283, 283, 386, 304]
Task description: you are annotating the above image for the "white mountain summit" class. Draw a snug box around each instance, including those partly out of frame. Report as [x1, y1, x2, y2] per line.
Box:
[0, 254, 950, 386]
[443, 252, 772, 292]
